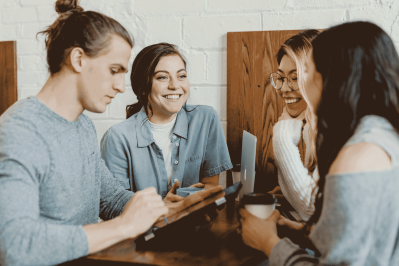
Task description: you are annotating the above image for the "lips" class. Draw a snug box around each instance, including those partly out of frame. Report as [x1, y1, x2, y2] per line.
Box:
[163, 94, 182, 100]
[284, 97, 301, 104]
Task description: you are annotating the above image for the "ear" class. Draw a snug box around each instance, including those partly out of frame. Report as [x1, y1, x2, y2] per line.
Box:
[69, 47, 85, 73]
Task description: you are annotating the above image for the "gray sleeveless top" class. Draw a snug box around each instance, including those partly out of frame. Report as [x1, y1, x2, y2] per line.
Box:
[270, 115, 399, 266]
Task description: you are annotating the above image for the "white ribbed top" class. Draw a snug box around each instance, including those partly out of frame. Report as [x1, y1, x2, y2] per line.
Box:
[273, 108, 319, 221]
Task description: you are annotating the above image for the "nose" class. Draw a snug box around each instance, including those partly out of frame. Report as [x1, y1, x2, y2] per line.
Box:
[168, 77, 179, 90]
[280, 78, 292, 93]
[113, 74, 126, 94]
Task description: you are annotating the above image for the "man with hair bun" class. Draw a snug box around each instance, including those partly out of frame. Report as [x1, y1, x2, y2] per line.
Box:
[0, 1, 219, 265]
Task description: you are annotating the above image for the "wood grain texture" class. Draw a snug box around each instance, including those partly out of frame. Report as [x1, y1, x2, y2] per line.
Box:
[61, 203, 266, 266]
[227, 30, 303, 192]
[0, 41, 17, 116]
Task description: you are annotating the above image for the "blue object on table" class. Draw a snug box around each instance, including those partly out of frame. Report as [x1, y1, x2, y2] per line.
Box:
[176, 187, 204, 197]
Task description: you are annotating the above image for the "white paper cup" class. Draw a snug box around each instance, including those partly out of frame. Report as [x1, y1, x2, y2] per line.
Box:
[242, 193, 276, 219]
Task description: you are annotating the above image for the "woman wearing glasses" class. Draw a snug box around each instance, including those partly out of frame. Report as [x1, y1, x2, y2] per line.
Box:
[269, 30, 319, 221]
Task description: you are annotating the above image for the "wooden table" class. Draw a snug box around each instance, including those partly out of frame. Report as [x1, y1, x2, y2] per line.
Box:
[62, 201, 267, 266]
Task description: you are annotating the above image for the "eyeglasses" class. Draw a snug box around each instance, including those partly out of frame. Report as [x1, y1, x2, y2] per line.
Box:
[268, 72, 299, 91]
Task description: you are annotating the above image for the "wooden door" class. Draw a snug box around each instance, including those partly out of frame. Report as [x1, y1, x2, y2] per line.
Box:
[0, 41, 18, 116]
[227, 30, 301, 192]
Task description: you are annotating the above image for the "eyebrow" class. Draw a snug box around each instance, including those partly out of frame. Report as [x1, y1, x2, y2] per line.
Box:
[277, 69, 297, 75]
[154, 69, 187, 75]
[111, 64, 128, 73]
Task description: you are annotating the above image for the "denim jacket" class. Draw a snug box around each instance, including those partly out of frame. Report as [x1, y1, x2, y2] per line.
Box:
[100, 105, 232, 197]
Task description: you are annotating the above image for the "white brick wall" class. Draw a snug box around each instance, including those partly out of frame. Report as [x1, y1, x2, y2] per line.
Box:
[1, 0, 398, 187]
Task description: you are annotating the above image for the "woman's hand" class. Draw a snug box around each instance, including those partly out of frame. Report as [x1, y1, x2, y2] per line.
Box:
[239, 208, 281, 257]
[162, 185, 224, 222]
[164, 181, 185, 202]
[268, 186, 282, 195]
[277, 215, 305, 231]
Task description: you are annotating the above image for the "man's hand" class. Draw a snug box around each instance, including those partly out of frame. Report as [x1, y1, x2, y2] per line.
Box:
[164, 181, 185, 202]
[239, 208, 281, 257]
[118, 187, 168, 239]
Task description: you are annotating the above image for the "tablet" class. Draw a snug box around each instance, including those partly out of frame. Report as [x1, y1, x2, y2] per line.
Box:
[135, 182, 242, 246]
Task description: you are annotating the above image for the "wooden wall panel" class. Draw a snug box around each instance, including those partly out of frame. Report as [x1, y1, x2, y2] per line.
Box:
[227, 30, 301, 192]
[0, 41, 18, 116]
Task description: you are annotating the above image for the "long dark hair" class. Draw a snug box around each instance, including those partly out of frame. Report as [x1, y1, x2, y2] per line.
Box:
[38, 0, 133, 75]
[309, 21, 399, 224]
[126, 43, 186, 119]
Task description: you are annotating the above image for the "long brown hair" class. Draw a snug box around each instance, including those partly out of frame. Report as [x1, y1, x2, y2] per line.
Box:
[126, 43, 186, 119]
[38, 0, 133, 74]
[277, 30, 320, 172]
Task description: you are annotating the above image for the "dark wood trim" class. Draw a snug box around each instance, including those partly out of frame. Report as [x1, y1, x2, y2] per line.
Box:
[0, 41, 18, 116]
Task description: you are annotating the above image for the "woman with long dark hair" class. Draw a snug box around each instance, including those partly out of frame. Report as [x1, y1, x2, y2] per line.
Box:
[239, 21, 399, 265]
[100, 43, 232, 200]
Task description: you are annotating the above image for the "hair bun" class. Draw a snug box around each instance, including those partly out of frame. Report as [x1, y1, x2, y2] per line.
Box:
[55, 0, 84, 14]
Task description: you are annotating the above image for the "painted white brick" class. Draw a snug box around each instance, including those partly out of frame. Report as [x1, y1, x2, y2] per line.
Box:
[350, 6, 399, 41]
[221, 121, 227, 139]
[83, 0, 135, 18]
[0, 0, 20, 8]
[135, 0, 205, 14]
[21, 0, 54, 6]
[18, 72, 40, 87]
[208, 0, 287, 12]
[184, 15, 261, 49]
[93, 120, 124, 145]
[18, 87, 42, 100]
[18, 55, 48, 72]
[17, 39, 45, 55]
[206, 51, 226, 85]
[0, 24, 19, 41]
[37, 5, 57, 22]
[183, 51, 205, 84]
[2, 7, 38, 23]
[219, 171, 226, 189]
[108, 87, 137, 118]
[187, 87, 227, 121]
[262, 9, 347, 31]
[83, 107, 109, 120]
[286, 0, 375, 8]
[21, 22, 49, 39]
[142, 17, 182, 47]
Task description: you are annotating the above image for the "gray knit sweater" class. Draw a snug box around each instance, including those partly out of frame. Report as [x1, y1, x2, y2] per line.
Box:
[0, 97, 133, 266]
[270, 115, 399, 266]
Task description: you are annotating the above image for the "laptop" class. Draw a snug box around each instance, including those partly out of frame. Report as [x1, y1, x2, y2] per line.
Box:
[238, 130, 257, 200]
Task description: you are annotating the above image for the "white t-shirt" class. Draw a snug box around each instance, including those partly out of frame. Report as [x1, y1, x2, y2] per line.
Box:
[149, 116, 177, 190]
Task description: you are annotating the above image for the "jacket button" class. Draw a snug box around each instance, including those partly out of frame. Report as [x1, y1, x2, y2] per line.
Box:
[172, 136, 177, 140]
[176, 143, 179, 147]
[174, 160, 179, 165]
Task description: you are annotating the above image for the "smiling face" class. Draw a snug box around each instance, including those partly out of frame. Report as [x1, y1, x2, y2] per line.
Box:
[303, 51, 323, 112]
[148, 55, 189, 124]
[277, 55, 308, 117]
[77, 35, 131, 113]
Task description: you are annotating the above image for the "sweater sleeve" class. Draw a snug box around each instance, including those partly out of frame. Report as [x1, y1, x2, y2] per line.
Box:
[273, 119, 318, 221]
[98, 154, 133, 220]
[100, 128, 131, 190]
[86, 122, 133, 221]
[0, 128, 88, 266]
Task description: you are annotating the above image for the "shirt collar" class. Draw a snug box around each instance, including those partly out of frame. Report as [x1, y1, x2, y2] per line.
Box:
[135, 107, 188, 148]
[173, 107, 188, 140]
